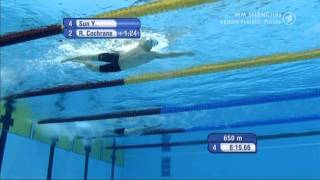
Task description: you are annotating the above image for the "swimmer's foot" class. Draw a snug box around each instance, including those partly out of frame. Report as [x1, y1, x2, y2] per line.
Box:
[143, 124, 162, 132]
[186, 52, 195, 56]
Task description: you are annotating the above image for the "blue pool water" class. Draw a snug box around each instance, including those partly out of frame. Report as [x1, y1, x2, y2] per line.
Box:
[1, 0, 320, 179]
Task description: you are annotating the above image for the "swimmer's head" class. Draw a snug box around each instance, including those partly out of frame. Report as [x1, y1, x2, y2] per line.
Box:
[139, 38, 158, 51]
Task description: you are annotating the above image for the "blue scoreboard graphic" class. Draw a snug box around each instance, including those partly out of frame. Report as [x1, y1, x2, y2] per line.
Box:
[208, 133, 257, 153]
[63, 18, 141, 39]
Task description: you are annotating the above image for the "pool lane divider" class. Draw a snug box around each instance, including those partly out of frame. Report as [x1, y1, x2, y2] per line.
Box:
[124, 49, 320, 85]
[80, 114, 320, 139]
[0, 99, 15, 172]
[3, 79, 125, 100]
[3, 49, 320, 100]
[0, 25, 62, 48]
[110, 138, 116, 180]
[0, 0, 215, 47]
[84, 145, 91, 180]
[105, 130, 320, 150]
[38, 88, 320, 124]
[47, 138, 58, 180]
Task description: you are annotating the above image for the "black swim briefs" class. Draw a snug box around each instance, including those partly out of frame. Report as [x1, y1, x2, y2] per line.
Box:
[113, 128, 125, 135]
[98, 53, 121, 72]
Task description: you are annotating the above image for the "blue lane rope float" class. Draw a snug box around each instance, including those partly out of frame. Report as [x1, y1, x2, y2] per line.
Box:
[3, 49, 320, 100]
[186, 114, 320, 133]
[38, 88, 320, 124]
[79, 114, 320, 139]
[105, 130, 320, 150]
[160, 88, 320, 114]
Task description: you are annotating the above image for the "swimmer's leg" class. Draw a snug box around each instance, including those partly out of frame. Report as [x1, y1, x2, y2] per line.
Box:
[61, 57, 77, 63]
[82, 61, 100, 72]
[142, 124, 162, 132]
[61, 55, 98, 63]
[62, 53, 119, 63]
[125, 124, 162, 135]
[99, 129, 116, 136]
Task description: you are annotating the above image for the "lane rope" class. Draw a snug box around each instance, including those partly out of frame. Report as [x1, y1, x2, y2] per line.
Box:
[78, 114, 320, 139]
[125, 49, 320, 84]
[37, 88, 320, 124]
[105, 130, 320, 150]
[0, 0, 215, 47]
[3, 49, 320, 100]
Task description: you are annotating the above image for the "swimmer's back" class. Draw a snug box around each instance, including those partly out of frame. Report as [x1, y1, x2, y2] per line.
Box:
[118, 45, 155, 70]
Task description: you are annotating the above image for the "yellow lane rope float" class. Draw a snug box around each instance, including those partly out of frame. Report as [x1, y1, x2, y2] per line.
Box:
[125, 49, 320, 84]
[0, 0, 216, 47]
[94, 0, 216, 18]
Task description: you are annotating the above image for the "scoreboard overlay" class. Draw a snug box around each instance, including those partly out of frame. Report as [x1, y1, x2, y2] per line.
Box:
[63, 18, 141, 39]
[207, 133, 257, 153]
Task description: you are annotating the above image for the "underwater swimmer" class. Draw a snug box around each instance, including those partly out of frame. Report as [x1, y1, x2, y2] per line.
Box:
[61, 38, 194, 73]
[113, 124, 162, 136]
[99, 124, 162, 136]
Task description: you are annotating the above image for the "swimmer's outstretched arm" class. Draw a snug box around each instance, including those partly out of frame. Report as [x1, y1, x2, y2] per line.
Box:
[153, 51, 194, 59]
